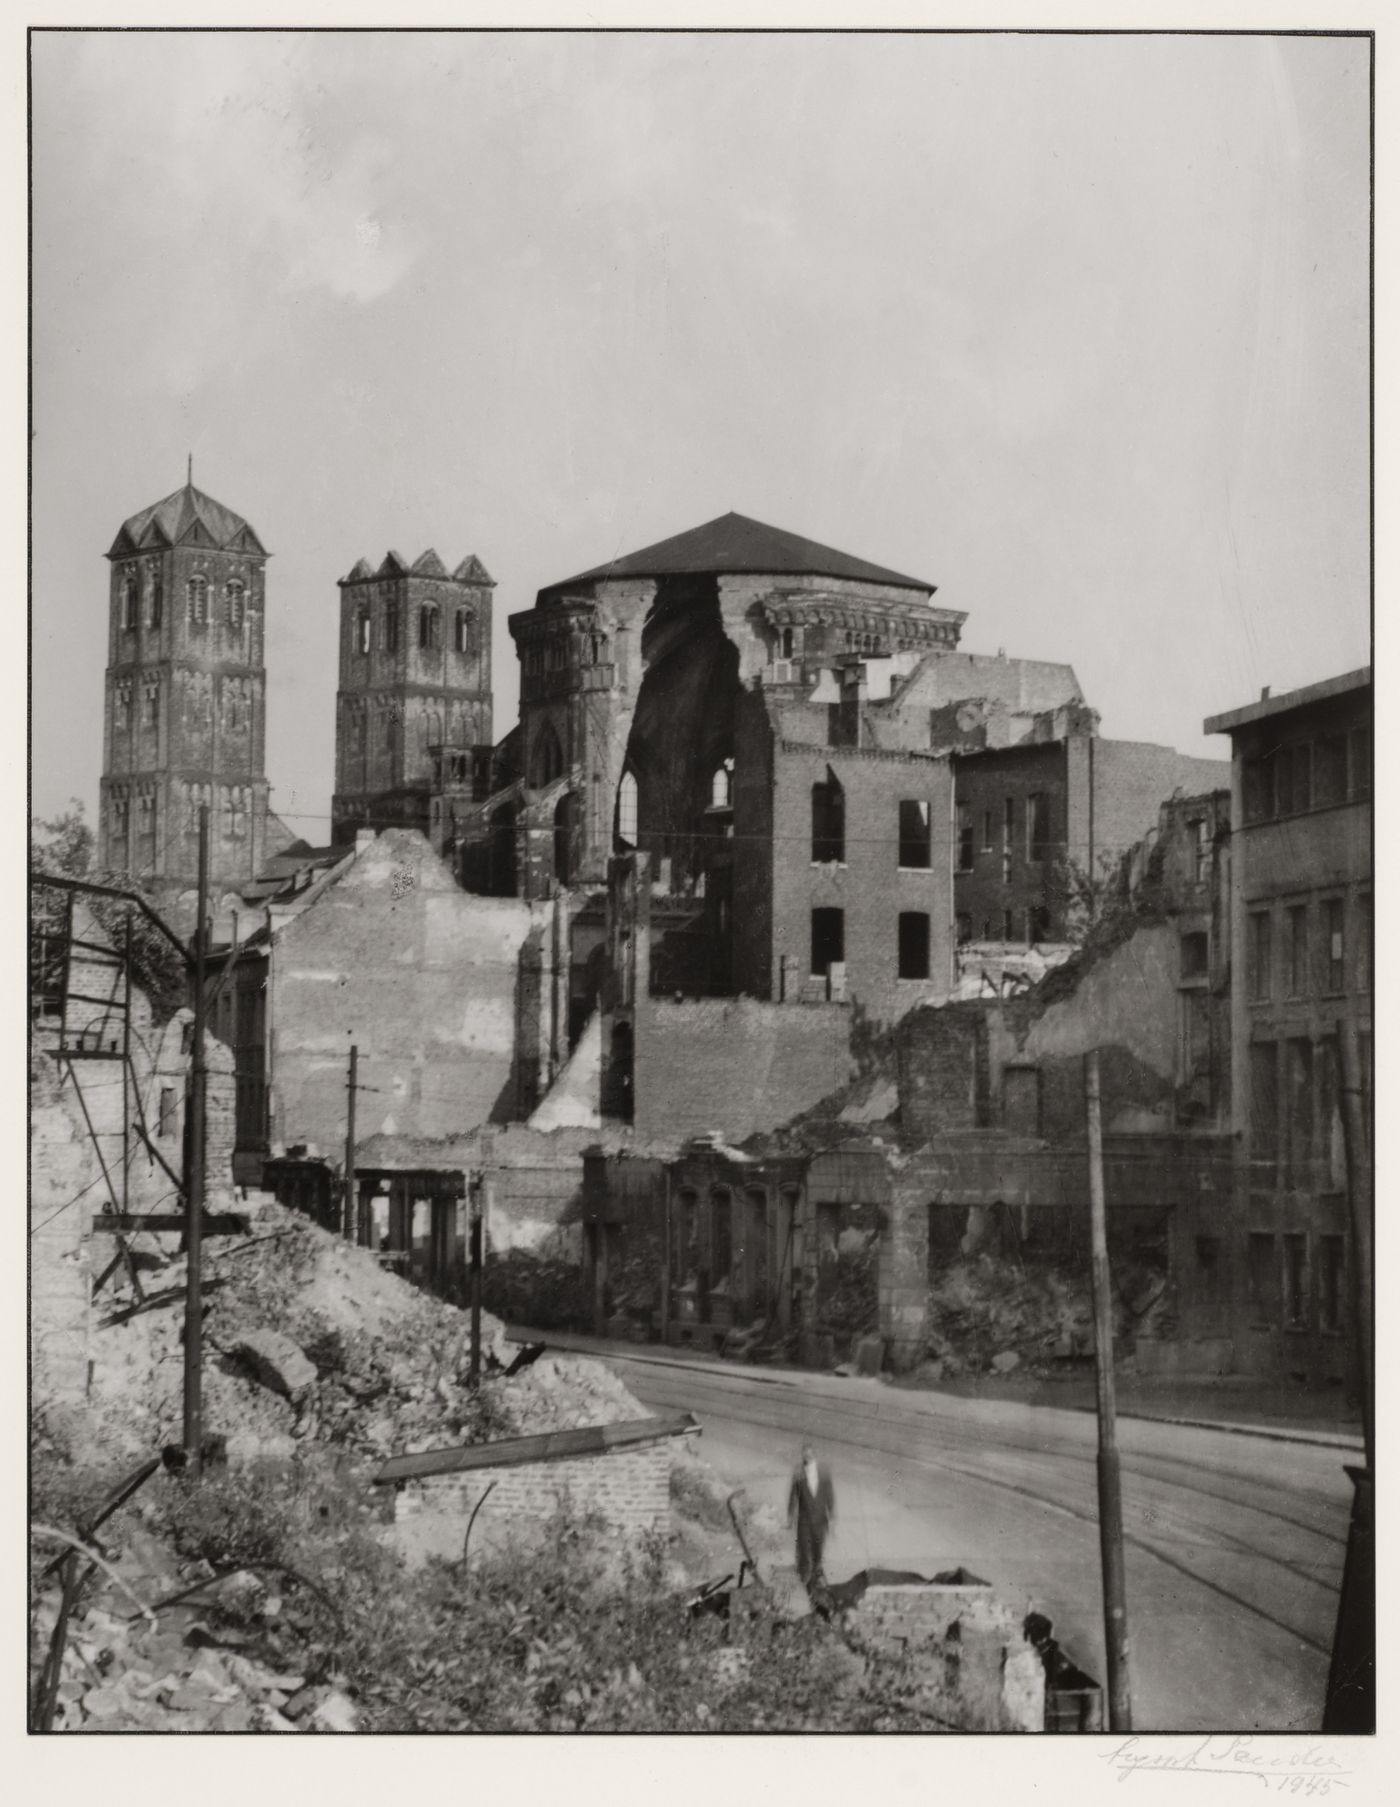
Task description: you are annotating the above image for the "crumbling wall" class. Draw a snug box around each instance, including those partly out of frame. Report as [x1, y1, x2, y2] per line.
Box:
[30, 1052, 96, 1416]
[634, 997, 854, 1144]
[393, 1442, 672, 1550]
[897, 1005, 990, 1140]
[268, 831, 547, 1152]
[844, 1583, 1045, 1731]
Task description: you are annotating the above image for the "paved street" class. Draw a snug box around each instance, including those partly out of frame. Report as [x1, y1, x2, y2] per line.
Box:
[550, 1338, 1356, 1733]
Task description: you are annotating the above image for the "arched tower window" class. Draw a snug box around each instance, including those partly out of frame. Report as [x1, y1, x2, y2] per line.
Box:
[533, 722, 565, 788]
[780, 626, 794, 660]
[418, 605, 440, 650]
[120, 571, 138, 631]
[710, 758, 734, 810]
[616, 768, 639, 846]
[187, 576, 208, 625]
[149, 570, 163, 629]
[454, 610, 472, 654]
[553, 791, 576, 887]
[811, 768, 845, 863]
[356, 609, 372, 655]
[226, 580, 245, 631]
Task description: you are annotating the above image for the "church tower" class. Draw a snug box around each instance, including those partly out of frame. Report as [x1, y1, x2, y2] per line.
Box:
[331, 550, 495, 850]
[99, 478, 271, 903]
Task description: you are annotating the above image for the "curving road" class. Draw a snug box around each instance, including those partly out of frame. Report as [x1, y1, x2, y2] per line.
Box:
[558, 1339, 1355, 1732]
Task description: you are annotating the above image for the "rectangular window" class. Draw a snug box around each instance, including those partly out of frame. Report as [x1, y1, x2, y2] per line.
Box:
[1026, 792, 1050, 862]
[1002, 908, 1015, 941]
[1348, 727, 1371, 800]
[811, 774, 845, 864]
[1319, 1235, 1345, 1334]
[955, 912, 972, 946]
[1283, 1039, 1314, 1189]
[1243, 754, 1274, 824]
[899, 800, 932, 869]
[1286, 905, 1308, 997]
[1249, 1042, 1278, 1185]
[1180, 931, 1209, 981]
[981, 810, 994, 852]
[1002, 798, 1014, 881]
[810, 907, 844, 977]
[1323, 898, 1345, 992]
[1315, 734, 1348, 807]
[1283, 1234, 1308, 1331]
[356, 610, 371, 654]
[1191, 818, 1211, 883]
[158, 1086, 178, 1139]
[1247, 1232, 1278, 1327]
[956, 804, 974, 872]
[1247, 911, 1272, 1002]
[143, 685, 159, 728]
[898, 912, 931, 979]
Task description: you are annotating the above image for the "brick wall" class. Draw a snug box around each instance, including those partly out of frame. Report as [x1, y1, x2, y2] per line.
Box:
[634, 996, 854, 1143]
[953, 741, 1068, 939]
[845, 1583, 1045, 1731]
[393, 1441, 672, 1542]
[1088, 740, 1231, 865]
[898, 1004, 990, 1140]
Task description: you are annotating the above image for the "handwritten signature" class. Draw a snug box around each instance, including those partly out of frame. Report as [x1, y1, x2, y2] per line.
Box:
[1102, 1738, 1350, 1790]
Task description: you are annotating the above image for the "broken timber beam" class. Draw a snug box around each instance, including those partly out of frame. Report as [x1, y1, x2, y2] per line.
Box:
[92, 1213, 251, 1236]
[372, 1412, 699, 1486]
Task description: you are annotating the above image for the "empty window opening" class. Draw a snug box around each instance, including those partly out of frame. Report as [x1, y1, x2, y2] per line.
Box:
[1284, 905, 1308, 998]
[1002, 908, 1015, 941]
[158, 1086, 178, 1139]
[356, 610, 372, 655]
[810, 907, 844, 976]
[898, 912, 931, 979]
[955, 912, 972, 946]
[1283, 1234, 1308, 1331]
[1249, 1042, 1278, 1184]
[1028, 904, 1051, 945]
[1247, 1232, 1278, 1327]
[121, 572, 138, 631]
[1180, 931, 1209, 981]
[149, 572, 163, 630]
[553, 791, 576, 886]
[616, 768, 639, 846]
[1026, 792, 1050, 863]
[187, 576, 208, 625]
[418, 606, 440, 650]
[780, 627, 794, 659]
[488, 803, 517, 897]
[383, 602, 399, 653]
[1247, 911, 1272, 1002]
[1190, 817, 1211, 882]
[981, 810, 994, 852]
[454, 610, 472, 654]
[143, 685, 159, 729]
[899, 800, 932, 869]
[227, 582, 245, 630]
[710, 758, 734, 811]
[1323, 898, 1345, 992]
[811, 771, 845, 863]
[955, 804, 974, 872]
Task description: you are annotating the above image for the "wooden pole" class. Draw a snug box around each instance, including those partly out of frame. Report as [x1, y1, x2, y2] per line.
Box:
[343, 1043, 358, 1241]
[469, 1175, 485, 1387]
[182, 805, 209, 1476]
[660, 1168, 673, 1346]
[1085, 1049, 1132, 1730]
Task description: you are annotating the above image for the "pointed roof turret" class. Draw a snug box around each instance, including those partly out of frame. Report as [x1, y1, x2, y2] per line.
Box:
[411, 549, 447, 577]
[107, 480, 267, 560]
[452, 553, 495, 586]
[341, 558, 376, 584]
[377, 552, 409, 578]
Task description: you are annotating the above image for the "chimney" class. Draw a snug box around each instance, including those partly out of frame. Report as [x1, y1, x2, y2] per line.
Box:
[1260, 686, 1271, 701]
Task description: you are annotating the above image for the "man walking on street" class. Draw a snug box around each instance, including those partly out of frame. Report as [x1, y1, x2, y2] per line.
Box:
[788, 1441, 836, 1594]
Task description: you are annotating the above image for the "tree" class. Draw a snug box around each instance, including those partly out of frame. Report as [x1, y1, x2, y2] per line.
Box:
[30, 800, 94, 879]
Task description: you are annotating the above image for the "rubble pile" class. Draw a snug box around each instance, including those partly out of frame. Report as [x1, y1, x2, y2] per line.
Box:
[921, 1253, 1168, 1379]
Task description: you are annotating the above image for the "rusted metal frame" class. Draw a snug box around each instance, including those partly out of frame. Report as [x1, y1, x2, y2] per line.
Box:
[60, 1057, 145, 1304]
[32, 874, 192, 965]
[373, 1411, 698, 1486]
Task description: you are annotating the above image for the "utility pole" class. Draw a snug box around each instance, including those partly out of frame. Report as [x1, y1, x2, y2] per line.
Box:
[343, 1043, 358, 1241]
[1323, 1022, 1374, 1732]
[1085, 1049, 1132, 1730]
[468, 1175, 485, 1388]
[182, 804, 209, 1477]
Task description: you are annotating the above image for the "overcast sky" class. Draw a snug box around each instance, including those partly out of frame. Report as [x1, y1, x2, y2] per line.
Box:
[30, 29, 1370, 837]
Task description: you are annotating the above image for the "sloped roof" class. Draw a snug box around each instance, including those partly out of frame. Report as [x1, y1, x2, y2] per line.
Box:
[108, 482, 266, 559]
[542, 511, 934, 596]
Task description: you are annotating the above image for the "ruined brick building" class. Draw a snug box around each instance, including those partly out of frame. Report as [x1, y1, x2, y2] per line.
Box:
[99, 479, 287, 912]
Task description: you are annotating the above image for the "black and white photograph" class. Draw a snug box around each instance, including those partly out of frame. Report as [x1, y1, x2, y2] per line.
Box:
[26, 12, 1375, 1756]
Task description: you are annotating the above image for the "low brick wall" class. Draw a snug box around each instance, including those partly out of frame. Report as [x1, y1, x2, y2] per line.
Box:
[392, 1441, 672, 1545]
[845, 1583, 1045, 1732]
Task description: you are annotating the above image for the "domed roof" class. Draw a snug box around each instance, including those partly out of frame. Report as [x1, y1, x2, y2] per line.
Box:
[108, 481, 267, 559]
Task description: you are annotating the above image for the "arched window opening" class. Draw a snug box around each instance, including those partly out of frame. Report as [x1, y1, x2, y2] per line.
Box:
[356, 609, 372, 655]
[553, 790, 576, 886]
[533, 722, 565, 788]
[811, 768, 845, 863]
[605, 1019, 634, 1123]
[227, 581, 246, 631]
[711, 1189, 733, 1287]
[418, 605, 440, 650]
[120, 572, 138, 631]
[454, 610, 471, 654]
[149, 570, 163, 629]
[616, 768, 639, 847]
[187, 576, 208, 625]
[780, 626, 794, 660]
[676, 1188, 700, 1283]
[710, 757, 734, 811]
